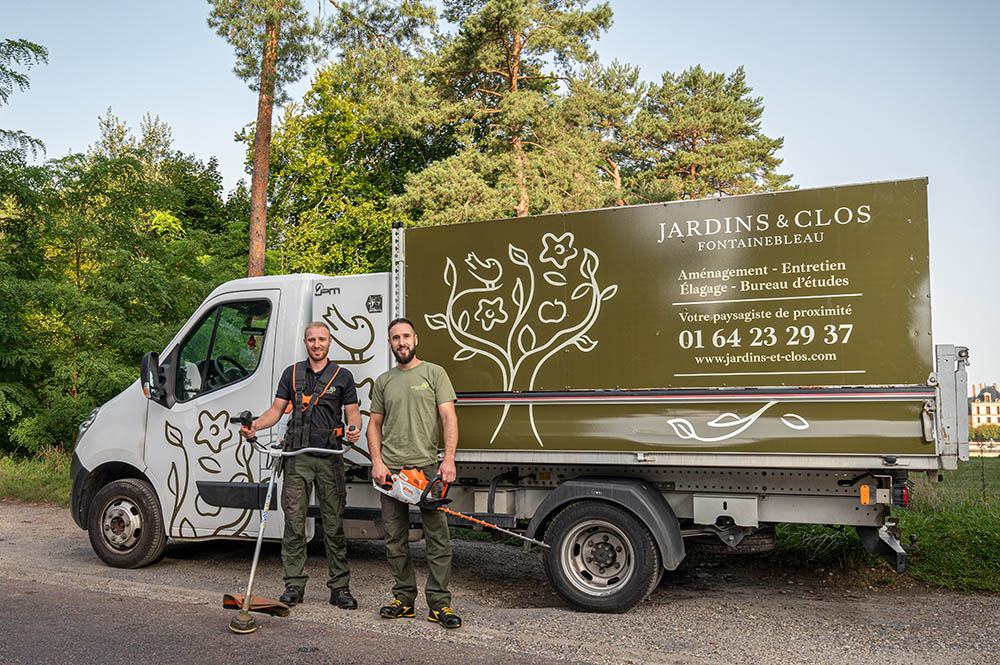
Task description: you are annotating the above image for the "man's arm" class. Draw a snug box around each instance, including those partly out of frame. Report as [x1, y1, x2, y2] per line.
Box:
[437, 400, 458, 483]
[344, 403, 362, 443]
[248, 397, 289, 437]
[366, 412, 390, 484]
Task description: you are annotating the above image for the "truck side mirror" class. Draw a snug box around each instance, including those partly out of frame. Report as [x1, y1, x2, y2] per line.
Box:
[141, 352, 166, 405]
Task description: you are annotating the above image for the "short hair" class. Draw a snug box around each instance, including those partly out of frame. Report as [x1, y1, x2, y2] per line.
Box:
[387, 317, 416, 335]
[303, 321, 331, 339]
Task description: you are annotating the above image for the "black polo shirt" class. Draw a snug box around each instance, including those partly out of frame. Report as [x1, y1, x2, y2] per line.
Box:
[276, 360, 359, 449]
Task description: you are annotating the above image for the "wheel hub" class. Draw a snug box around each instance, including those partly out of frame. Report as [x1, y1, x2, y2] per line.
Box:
[101, 498, 142, 551]
[560, 520, 634, 595]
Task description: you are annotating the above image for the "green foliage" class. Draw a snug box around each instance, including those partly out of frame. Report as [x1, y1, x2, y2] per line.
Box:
[266, 1, 447, 273]
[1, 38, 48, 157]
[0, 448, 72, 505]
[397, 0, 616, 223]
[895, 460, 1000, 591]
[0, 111, 248, 453]
[206, 0, 323, 103]
[629, 65, 792, 200]
[757, 460, 1000, 592]
[971, 424, 1000, 441]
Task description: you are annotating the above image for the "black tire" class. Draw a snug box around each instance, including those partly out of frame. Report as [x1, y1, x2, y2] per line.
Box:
[543, 501, 661, 613]
[687, 526, 777, 555]
[88, 478, 167, 568]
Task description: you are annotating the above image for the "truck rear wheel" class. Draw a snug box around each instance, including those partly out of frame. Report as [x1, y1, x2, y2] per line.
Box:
[543, 501, 661, 613]
[88, 478, 167, 568]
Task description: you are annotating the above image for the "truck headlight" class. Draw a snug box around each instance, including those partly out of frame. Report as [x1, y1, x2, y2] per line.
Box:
[78, 407, 101, 438]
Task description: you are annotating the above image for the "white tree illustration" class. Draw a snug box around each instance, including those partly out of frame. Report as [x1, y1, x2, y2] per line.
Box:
[425, 232, 617, 446]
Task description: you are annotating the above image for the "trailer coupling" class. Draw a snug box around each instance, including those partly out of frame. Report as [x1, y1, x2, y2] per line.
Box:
[856, 521, 908, 574]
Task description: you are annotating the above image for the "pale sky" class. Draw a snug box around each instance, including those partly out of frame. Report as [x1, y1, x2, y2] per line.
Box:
[4, 0, 998, 391]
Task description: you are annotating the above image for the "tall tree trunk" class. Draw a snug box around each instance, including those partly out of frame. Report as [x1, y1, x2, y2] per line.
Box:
[606, 157, 624, 206]
[510, 33, 529, 218]
[248, 18, 279, 278]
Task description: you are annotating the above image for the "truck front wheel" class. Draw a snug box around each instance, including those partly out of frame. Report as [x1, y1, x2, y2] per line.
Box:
[543, 501, 661, 613]
[88, 478, 167, 568]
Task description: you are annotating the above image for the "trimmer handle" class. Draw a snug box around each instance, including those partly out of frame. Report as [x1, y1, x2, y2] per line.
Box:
[419, 475, 452, 508]
[234, 410, 258, 444]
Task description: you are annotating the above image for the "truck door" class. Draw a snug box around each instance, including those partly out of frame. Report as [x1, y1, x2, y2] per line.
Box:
[145, 291, 278, 538]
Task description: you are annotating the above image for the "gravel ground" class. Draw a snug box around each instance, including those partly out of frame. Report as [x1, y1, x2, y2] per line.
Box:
[1, 501, 998, 665]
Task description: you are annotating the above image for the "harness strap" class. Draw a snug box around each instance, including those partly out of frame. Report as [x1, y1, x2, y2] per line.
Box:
[288, 360, 342, 450]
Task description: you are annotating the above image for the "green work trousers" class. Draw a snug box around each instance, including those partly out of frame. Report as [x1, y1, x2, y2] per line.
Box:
[380, 464, 452, 609]
[280, 453, 349, 590]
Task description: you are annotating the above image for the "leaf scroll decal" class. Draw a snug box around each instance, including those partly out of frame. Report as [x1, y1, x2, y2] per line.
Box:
[195, 494, 222, 517]
[780, 414, 810, 430]
[518, 325, 537, 355]
[512, 278, 524, 309]
[165, 421, 184, 448]
[707, 412, 745, 428]
[509, 244, 529, 266]
[454, 348, 476, 361]
[197, 455, 221, 474]
[177, 518, 196, 538]
[425, 313, 448, 330]
[667, 418, 697, 440]
[580, 248, 599, 279]
[444, 257, 456, 287]
[573, 335, 597, 352]
[600, 284, 618, 301]
[543, 271, 566, 286]
[458, 310, 470, 332]
[570, 283, 590, 300]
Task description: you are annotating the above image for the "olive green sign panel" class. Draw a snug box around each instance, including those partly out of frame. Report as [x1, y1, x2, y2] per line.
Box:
[406, 179, 931, 393]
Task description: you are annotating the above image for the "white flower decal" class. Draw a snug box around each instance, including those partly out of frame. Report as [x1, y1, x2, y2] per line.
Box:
[539, 232, 578, 269]
[538, 299, 567, 323]
[474, 297, 508, 331]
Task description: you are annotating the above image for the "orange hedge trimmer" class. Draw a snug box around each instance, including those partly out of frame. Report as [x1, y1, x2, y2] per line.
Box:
[373, 466, 549, 549]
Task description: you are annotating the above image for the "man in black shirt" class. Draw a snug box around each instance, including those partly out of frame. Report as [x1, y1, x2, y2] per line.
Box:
[247, 322, 362, 609]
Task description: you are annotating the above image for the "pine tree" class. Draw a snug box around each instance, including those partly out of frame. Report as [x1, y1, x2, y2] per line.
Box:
[397, 0, 614, 224]
[207, 0, 324, 276]
[629, 65, 791, 201]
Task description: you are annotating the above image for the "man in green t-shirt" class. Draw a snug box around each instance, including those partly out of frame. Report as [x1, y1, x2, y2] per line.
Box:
[367, 317, 461, 629]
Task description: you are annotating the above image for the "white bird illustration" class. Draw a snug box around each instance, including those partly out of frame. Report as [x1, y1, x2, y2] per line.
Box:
[322, 304, 375, 364]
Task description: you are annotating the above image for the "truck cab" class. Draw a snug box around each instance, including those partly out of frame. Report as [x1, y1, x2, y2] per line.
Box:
[71, 272, 391, 567]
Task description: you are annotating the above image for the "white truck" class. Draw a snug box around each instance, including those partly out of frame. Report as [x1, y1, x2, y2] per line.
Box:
[71, 179, 969, 612]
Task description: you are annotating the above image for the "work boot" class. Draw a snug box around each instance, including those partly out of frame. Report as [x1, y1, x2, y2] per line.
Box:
[279, 585, 304, 606]
[329, 587, 358, 610]
[379, 599, 415, 618]
[427, 606, 462, 629]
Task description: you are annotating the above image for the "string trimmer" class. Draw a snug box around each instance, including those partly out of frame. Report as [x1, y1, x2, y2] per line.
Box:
[374, 467, 549, 549]
[224, 410, 354, 634]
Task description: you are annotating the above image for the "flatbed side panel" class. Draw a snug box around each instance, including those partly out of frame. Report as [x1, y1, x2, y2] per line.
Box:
[404, 179, 932, 458]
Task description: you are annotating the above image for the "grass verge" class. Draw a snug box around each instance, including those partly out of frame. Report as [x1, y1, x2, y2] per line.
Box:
[0, 448, 73, 506]
[757, 458, 1000, 592]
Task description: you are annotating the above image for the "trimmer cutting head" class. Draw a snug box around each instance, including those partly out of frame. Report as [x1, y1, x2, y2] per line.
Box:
[228, 610, 257, 634]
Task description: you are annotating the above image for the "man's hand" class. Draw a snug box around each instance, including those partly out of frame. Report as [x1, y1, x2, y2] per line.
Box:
[438, 459, 457, 484]
[371, 460, 390, 485]
[346, 425, 360, 444]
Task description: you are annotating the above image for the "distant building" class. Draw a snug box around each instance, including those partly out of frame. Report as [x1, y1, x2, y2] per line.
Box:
[969, 383, 1000, 428]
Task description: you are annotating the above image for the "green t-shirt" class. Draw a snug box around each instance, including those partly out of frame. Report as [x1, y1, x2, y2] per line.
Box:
[370, 361, 456, 469]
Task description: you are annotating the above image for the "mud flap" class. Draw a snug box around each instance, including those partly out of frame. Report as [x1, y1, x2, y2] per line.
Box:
[856, 525, 907, 573]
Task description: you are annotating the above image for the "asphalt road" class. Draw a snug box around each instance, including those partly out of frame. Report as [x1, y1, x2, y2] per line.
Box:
[2, 502, 999, 665]
[0, 578, 577, 665]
